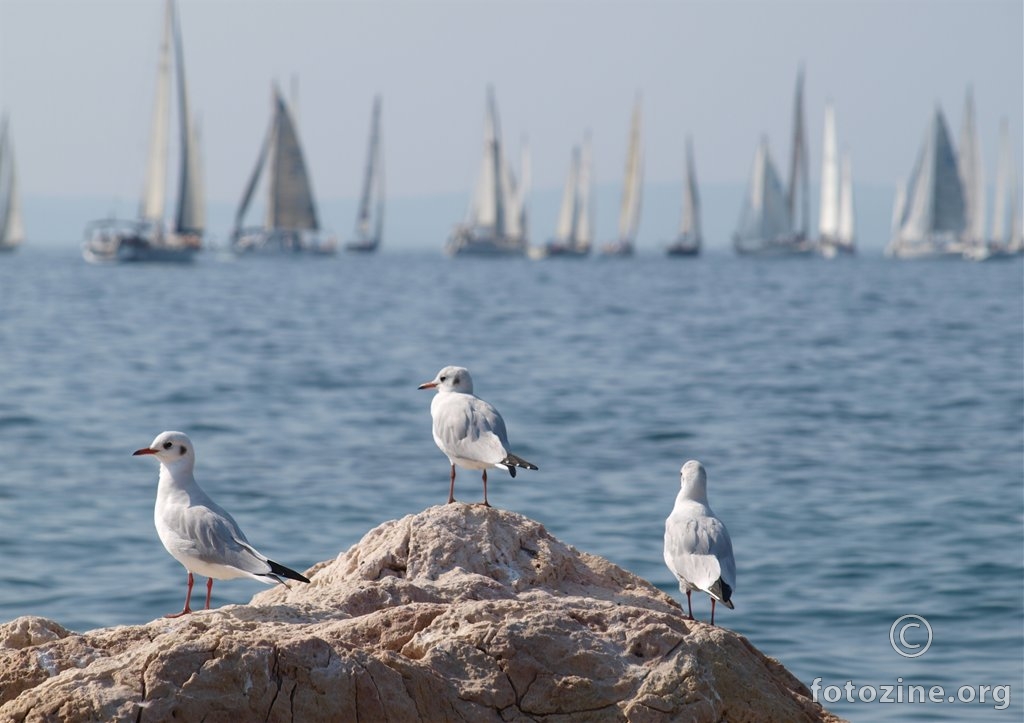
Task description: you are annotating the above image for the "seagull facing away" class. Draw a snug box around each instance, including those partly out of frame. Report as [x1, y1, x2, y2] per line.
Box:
[664, 460, 736, 625]
[133, 431, 310, 618]
[418, 365, 537, 507]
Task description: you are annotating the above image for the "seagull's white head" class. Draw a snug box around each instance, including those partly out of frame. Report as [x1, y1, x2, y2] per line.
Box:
[133, 430, 196, 470]
[418, 365, 474, 394]
[679, 459, 708, 501]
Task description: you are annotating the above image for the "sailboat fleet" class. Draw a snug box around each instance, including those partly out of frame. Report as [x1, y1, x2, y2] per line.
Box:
[1, 11, 1016, 267]
[886, 87, 1022, 261]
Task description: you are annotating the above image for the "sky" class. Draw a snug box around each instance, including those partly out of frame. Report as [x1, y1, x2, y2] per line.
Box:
[0, 0, 1021, 248]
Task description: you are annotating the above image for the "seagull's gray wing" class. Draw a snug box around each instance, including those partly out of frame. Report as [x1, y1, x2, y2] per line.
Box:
[434, 394, 510, 465]
[180, 502, 274, 577]
[665, 512, 732, 596]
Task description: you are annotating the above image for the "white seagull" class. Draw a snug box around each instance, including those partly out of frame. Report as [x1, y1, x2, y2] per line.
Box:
[418, 365, 537, 506]
[664, 460, 736, 625]
[134, 431, 310, 618]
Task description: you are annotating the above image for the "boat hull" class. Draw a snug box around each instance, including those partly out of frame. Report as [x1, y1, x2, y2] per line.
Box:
[540, 240, 591, 258]
[666, 234, 700, 256]
[600, 240, 634, 257]
[445, 227, 527, 257]
[82, 220, 201, 264]
[733, 235, 815, 257]
[232, 228, 337, 256]
[345, 239, 380, 253]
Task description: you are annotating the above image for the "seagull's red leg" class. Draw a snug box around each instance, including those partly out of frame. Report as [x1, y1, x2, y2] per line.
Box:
[448, 464, 457, 504]
[481, 470, 491, 507]
[165, 571, 195, 618]
[686, 590, 693, 619]
[205, 577, 214, 609]
[711, 598, 717, 626]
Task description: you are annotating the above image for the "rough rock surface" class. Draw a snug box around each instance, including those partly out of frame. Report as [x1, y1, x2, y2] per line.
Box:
[0, 505, 844, 722]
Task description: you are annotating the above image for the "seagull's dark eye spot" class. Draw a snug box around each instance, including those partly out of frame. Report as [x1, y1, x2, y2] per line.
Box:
[440, 376, 447, 382]
[179, 445, 188, 456]
[162, 441, 173, 450]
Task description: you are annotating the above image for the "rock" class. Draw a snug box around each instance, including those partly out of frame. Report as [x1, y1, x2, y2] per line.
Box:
[0, 505, 844, 722]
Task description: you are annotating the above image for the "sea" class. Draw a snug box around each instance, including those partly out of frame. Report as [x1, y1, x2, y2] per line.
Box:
[0, 245, 1021, 721]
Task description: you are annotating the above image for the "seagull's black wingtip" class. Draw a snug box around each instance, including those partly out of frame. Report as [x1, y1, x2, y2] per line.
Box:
[268, 559, 311, 584]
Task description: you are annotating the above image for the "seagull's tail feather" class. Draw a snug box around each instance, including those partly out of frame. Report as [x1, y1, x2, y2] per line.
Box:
[266, 559, 311, 584]
[708, 578, 734, 609]
[502, 453, 538, 478]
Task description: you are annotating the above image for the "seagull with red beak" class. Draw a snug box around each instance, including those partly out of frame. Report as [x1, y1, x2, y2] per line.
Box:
[418, 366, 537, 507]
[134, 430, 310, 618]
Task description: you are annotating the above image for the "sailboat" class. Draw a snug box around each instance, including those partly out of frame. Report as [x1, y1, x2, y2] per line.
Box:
[0, 114, 24, 252]
[231, 86, 334, 255]
[446, 87, 527, 257]
[733, 69, 814, 256]
[666, 135, 701, 256]
[817, 102, 855, 257]
[969, 119, 1024, 261]
[733, 137, 797, 256]
[83, 0, 203, 264]
[601, 96, 643, 256]
[540, 134, 593, 258]
[991, 120, 1023, 254]
[957, 87, 986, 255]
[885, 106, 966, 260]
[345, 96, 384, 253]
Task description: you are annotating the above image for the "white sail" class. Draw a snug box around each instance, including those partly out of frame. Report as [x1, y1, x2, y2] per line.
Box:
[678, 135, 701, 239]
[0, 115, 24, 248]
[374, 136, 385, 243]
[787, 68, 810, 238]
[354, 95, 382, 240]
[140, 0, 173, 226]
[1010, 172, 1023, 252]
[554, 147, 580, 243]
[577, 133, 593, 249]
[890, 181, 907, 240]
[989, 117, 1021, 251]
[735, 137, 791, 245]
[447, 87, 526, 256]
[172, 0, 203, 235]
[617, 96, 643, 241]
[957, 87, 986, 243]
[991, 119, 1010, 243]
[468, 89, 500, 232]
[515, 137, 530, 241]
[267, 90, 319, 231]
[837, 152, 855, 246]
[898, 107, 965, 244]
[819, 101, 839, 238]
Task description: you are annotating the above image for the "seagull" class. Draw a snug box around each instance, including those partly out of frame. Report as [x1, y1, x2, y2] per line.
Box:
[133, 431, 310, 618]
[418, 365, 537, 506]
[664, 460, 736, 625]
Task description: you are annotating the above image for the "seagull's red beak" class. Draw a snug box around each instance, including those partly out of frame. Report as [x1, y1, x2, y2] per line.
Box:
[132, 447, 157, 456]
[418, 381, 438, 390]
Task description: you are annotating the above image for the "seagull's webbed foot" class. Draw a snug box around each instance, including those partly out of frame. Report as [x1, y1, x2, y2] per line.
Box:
[164, 607, 192, 619]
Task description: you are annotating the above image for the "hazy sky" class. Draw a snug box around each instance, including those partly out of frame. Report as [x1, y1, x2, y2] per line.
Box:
[1, 0, 1021, 210]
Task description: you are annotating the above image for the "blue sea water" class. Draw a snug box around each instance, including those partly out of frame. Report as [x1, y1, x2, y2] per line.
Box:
[0, 246, 1021, 721]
